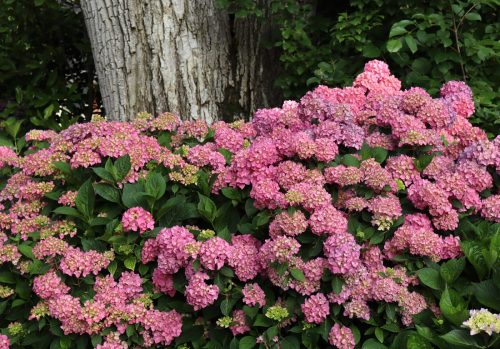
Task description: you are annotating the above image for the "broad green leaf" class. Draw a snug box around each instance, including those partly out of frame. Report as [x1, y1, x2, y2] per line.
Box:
[465, 12, 481, 21]
[239, 336, 256, 349]
[218, 148, 233, 164]
[18, 244, 35, 259]
[94, 183, 121, 203]
[60, 337, 72, 349]
[290, 268, 305, 282]
[462, 241, 488, 279]
[331, 276, 344, 294]
[386, 39, 403, 53]
[75, 179, 95, 218]
[92, 167, 115, 182]
[371, 147, 388, 163]
[122, 183, 148, 208]
[114, 155, 131, 182]
[362, 338, 388, 349]
[439, 288, 468, 326]
[43, 103, 55, 119]
[245, 199, 258, 217]
[220, 266, 234, 278]
[280, 336, 300, 349]
[91, 335, 102, 347]
[362, 44, 381, 58]
[342, 155, 361, 167]
[440, 258, 465, 284]
[253, 314, 273, 327]
[145, 172, 166, 200]
[221, 187, 242, 201]
[5, 118, 23, 139]
[15, 86, 23, 103]
[417, 268, 443, 290]
[254, 211, 270, 226]
[197, 170, 211, 196]
[124, 257, 136, 271]
[491, 231, 500, 254]
[389, 26, 408, 38]
[220, 299, 233, 316]
[230, 338, 239, 349]
[414, 154, 434, 171]
[0, 271, 15, 284]
[53, 206, 84, 219]
[156, 195, 186, 219]
[440, 330, 484, 347]
[243, 306, 259, 319]
[198, 193, 217, 223]
[406, 334, 432, 349]
[405, 36, 418, 53]
[411, 58, 431, 74]
[53, 161, 71, 175]
[108, 261, 117, 276]
[473, 280, 500, 311]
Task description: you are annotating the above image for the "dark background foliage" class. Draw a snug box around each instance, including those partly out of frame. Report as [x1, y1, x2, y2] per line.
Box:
[220, 0, 499, 135]
[0, 0, 97, 148]
[0, 0, 497, 147]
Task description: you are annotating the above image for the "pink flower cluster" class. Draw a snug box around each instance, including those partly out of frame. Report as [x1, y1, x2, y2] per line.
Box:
[59, 247, 113, 278]
[329, 324, 355, 349]
[0, 233, 21, 267]
[0, 334, 9, 349]
[121, 207, 155, 234]
[301, 293, 330, 324]
[242, 283, 266, 307]
[185, 272, 219, 311]
[33, 270, 182, 346]
[384, 214, 462, 261]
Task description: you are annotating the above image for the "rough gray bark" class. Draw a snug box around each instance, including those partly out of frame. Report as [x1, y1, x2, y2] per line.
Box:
[80, 0, 281, 122]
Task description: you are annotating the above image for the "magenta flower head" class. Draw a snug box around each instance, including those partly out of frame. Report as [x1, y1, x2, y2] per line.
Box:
[329, 323, 355, 349]
[121, 207, 155, 234]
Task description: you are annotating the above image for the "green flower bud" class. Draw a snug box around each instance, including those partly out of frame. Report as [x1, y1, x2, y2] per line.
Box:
[216, 316, 233, 328]
[265, 305, 289, 321]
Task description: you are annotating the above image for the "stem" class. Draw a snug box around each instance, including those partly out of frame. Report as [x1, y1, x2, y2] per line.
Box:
[488, 335, 499, 348]
[449, 1, 467, 81]
[457, 3, 479, 30]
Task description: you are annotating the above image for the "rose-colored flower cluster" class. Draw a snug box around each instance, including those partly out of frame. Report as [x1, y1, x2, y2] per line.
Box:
[32, 270, 181, 346]
[121, 207, 155, 234]
[384, 214, 461, 261]
[301, 293, 330, 324]
[242, 283, 266, 307]
[329, 323, 355, 349]
[0, 334, 9, 349]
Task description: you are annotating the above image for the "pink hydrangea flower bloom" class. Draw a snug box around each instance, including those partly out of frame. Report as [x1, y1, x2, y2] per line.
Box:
[185, 272, 219, 311]
[329, 324, 355, 349]
[230, 310, 250, 335]
[323, 232, 360, 275]
[121, 207, 155, 234]
[242, 283, 266, 307]
[0, 334, 10, 349]
[301, 293, 330, 324]
[199, 237, 231, 270]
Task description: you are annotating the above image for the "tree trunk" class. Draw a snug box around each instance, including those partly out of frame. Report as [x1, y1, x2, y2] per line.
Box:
[80, 0, 281, 122]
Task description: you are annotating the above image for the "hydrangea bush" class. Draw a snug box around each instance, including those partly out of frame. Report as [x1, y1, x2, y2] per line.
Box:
[0, 60, 499, 349]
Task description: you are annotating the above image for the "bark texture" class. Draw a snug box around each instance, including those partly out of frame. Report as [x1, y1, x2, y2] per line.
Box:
[81, 0, 281, 122]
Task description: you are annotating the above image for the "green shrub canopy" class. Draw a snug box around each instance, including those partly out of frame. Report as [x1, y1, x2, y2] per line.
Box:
[0, 60, 499, 349]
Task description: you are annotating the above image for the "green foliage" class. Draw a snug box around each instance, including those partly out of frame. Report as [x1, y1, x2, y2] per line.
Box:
[0, 0, 96, 141]
[219, 0, 499, 134]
